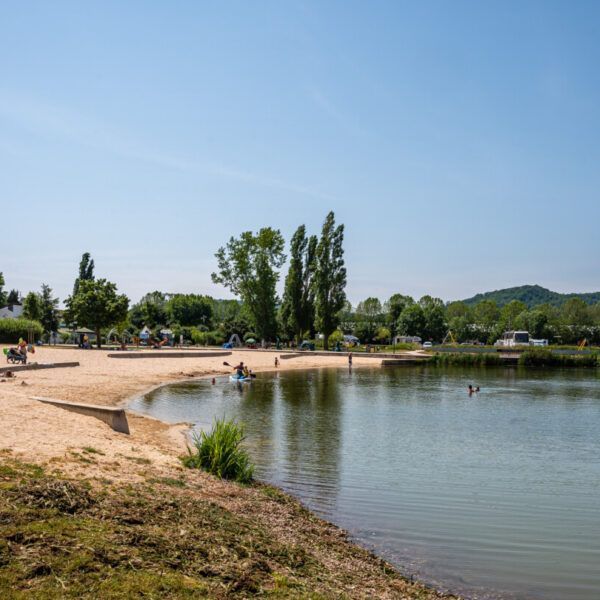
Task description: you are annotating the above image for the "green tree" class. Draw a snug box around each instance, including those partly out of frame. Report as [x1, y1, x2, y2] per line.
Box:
[22, 291, 42, 322]
[7, 289, 20, 304]
[397, 304, 426, 338]
[65, 279, 129, 348]
[0, 272, 6, 306]
[72, 252, 95, 297]
[39, 284, 59, 333]
[500, 300, 528, 330]
[473, 299, 500, 342]
[166, 294, 213, 327]
[384, 294, 414, 335]
[129, 291, 168, 329]
[418, 296, 447, 342]
[313, 212, 347, 350]
[446, 301, 471, 321]
[516, 309, 549, 339]
[280, 225, 318, 344]
[354, 297, 383, 343]
[212, 228, 286, 341]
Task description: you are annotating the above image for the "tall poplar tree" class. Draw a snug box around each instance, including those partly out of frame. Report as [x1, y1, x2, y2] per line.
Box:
[73, 252, 95, 297]
[313, 211, 346, 350]
[212, 228, 285, 342]
[280, 225, 317, 344]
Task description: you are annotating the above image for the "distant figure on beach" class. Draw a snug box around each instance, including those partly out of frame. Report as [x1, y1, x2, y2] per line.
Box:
[274, 357, 279, 367]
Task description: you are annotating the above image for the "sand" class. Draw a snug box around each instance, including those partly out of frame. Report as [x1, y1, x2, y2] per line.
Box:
[0, 346, 383, 477]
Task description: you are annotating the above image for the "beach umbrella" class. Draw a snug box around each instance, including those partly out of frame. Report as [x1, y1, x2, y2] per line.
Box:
[245, 338, 256, 344]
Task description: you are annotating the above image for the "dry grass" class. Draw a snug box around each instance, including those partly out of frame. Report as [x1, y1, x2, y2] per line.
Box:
[0, 458, 457, 599]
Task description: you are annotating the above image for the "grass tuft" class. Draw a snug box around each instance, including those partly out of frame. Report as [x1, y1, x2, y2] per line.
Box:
[182, 418, 254, 484]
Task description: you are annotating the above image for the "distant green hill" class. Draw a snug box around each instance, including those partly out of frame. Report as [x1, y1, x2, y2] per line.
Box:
[460, 285, 600, 308]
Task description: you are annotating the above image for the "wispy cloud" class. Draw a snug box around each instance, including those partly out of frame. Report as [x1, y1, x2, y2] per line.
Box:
[308, 86, 370, 138]
[0, 89, 335, 201]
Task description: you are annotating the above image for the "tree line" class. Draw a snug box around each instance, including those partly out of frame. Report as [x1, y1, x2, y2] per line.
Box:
[2, 209, 600, 347]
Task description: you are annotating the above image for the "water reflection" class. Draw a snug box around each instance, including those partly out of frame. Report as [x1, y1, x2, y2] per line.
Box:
[131, 367, 600, 600]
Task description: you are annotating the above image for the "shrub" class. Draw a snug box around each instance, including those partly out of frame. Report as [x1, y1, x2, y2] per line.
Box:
[519, 349, 598, 367]
[182, 418, 254, 484]
[0, 318, 43, 343]
[191, 329, 206, 345]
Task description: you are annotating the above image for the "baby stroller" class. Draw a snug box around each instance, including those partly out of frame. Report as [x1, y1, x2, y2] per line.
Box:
[4, 347, 27, 364]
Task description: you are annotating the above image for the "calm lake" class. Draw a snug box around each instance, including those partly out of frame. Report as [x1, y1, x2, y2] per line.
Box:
[129, 366, 600, 600]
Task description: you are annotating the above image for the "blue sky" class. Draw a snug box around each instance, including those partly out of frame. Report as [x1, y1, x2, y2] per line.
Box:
[2, 1, 599, 306]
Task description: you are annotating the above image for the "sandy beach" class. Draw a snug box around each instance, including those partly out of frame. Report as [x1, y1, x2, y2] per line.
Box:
[0, 345, 455, 599]
[0, 346, 381, 477]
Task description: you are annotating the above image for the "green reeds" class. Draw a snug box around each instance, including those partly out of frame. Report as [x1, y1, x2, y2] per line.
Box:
[518, 349, 599, 367]
[182, 418, 254, 483]
[428, 352, 504, 366]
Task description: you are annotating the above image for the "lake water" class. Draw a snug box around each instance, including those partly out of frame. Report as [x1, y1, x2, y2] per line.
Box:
[129, 366, 600, 600]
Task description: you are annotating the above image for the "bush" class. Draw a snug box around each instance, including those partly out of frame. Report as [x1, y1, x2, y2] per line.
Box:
[518, 349, 598, 367]
[0, 318, 43, 343]
[182, 418, 254, 483]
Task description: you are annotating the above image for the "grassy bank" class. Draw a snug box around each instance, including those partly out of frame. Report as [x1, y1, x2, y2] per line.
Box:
[0, 457, 454, 599]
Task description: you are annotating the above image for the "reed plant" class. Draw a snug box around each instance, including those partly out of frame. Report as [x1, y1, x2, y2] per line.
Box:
[518, 349, 599, 367]
[182, 418, 254, 483]
[428, 352, 504, 366]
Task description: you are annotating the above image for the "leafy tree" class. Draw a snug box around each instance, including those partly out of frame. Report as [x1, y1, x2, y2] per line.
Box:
[39, 284, 60, 333]
[374, 326, 391, 344]
[337, 301, 354, 333]
[447, 315, 473, 343]
[166, 294, 213, 327]
[499, 300, 528, 330]
[72, 252, 95, 297]
[313, 212, 347, 350]
[418, 296, 447, 342]
[212, 299, 252, 340]
[0, 272, 6, 306]
[212, 228, 286, 341]
[280, 225, 318, 344]
[384, 294, 414, 335]
[516, 309, 549, 339]
[7, 289, 20, 304]
[473, 300, 500, 333]
[446, 301, 471, 321]
[129, 291, 168, 329]
[354, 297, 383, 343]
[397, 304, 426, 337]
[65, 279, 129, 348]
[22, 292, 42, 322]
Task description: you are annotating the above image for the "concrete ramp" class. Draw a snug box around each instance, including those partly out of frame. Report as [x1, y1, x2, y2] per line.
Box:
[33, 397, 130, 434]
[107, 351, 231, 359]
[0, 361, 79, 374]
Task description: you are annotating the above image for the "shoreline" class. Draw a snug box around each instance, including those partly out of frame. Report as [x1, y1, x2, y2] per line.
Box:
[0, 345, 459, 598]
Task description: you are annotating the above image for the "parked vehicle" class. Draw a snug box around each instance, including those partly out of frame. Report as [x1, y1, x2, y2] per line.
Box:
[423, 341, 433, 349]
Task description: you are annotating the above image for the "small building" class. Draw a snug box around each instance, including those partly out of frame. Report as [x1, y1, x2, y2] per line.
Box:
[0, 303, 23, 319]
[394, 335, 422, 345]
[139, 326, 152, 341]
